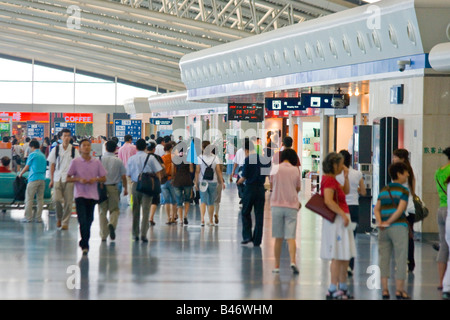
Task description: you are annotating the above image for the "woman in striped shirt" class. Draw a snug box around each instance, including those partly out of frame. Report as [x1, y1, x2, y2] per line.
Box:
[374, 161, 411, 300]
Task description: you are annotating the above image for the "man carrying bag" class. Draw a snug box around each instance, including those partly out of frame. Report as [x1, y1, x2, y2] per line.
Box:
[127, 139, 162, 242]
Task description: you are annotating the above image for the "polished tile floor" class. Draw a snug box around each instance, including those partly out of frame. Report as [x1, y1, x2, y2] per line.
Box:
[0, 183, 444, 300]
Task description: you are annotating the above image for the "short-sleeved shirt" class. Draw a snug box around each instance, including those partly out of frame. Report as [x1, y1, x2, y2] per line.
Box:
[67, 157, 108, 200]
[162, 153, 173, 180]
[377, 182, 409, 227]
[197, 155, 220, 183]
[320, 175, 349, 214]
[118, 142, 136, 168]
[26, 150, 47, 182]
[100, 152, 127, 185]
[435, 164, 450, 207]
[336, 167, 363, 206]
[241, 153, 269, 186]
[270, 162, 301, 209]
[47, 144, 79, 183]
[233, 148, 245, 166]
[126, 151, 163, 183]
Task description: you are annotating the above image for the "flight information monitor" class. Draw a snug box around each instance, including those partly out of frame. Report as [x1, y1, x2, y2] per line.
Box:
[228, 103, 264, 122]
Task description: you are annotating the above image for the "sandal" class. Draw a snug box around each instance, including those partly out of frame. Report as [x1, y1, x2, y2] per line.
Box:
[326, 290, 349, 300]
[395, 291, 411, 300]
[382, 290, 390, 300]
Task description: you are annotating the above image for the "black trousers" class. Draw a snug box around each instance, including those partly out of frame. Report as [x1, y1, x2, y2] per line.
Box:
[75, 197, 97, 250]
[348, 205, 360, 270]
[241, 184, 266, 246]
[406, 213, 415, 270]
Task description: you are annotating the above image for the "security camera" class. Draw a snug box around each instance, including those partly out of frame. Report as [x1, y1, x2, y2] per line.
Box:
[397, 59, 411, 72]
[331, 97, 346, 109]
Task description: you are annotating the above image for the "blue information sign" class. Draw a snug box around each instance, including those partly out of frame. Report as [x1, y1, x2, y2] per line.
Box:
[150, 118, 172, 125]
[114, 119, 142, 146]
[27, 124, 45, 140]
[265, 98, 305, 111]
[300, 93, 349, 108]
[55, 122, 76, 136]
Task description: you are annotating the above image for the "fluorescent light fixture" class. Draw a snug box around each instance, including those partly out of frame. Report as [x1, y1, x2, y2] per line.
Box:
[363, 0, 381, 3]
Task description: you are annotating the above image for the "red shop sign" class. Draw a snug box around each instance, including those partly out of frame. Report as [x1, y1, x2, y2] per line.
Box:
[63, 113, 93, 123]
[0, 112, 49, 122]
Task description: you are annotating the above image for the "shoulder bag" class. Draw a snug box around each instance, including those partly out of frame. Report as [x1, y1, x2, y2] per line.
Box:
[412, 194, 429, 222]
[97, 156, 108, 204]
[305, 189, 338, 223]
[136, 154, 161, 196]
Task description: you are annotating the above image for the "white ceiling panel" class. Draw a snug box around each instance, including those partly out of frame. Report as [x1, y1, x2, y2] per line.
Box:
[0, 0, 360, 92]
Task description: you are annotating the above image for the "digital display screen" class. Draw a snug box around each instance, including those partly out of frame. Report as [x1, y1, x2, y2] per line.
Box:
[228, 103, 264, 122]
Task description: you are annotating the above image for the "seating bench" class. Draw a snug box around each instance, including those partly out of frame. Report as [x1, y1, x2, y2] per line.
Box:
[0, 172, 53, 210]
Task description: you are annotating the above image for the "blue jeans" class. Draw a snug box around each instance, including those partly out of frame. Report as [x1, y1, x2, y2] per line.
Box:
[200, 182, 217, 206]
[161, 181, 176, 205]
[173, 186, 193, 208]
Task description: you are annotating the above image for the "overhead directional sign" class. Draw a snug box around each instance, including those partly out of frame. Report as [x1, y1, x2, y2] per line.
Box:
[150, 118, 173, 125]
[265, 98, 306, 111]
[300, 93, 350, 109]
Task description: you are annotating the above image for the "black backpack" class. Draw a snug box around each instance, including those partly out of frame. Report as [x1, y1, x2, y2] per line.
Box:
[12, 176, 27, 203]
[201, 157, 215, 181]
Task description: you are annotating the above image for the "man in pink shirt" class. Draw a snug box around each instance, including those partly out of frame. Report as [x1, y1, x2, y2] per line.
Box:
[118, 134, 136, 203]
[67, 139, 107, 255]
[118, 135, 137, 167]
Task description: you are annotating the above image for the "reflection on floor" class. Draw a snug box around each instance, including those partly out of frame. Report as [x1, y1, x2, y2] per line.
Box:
[0, 183, 444, 300]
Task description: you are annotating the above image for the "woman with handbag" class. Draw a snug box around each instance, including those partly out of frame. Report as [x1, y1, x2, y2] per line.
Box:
[374, 162, 411, 299]
[392, 149, 416, 272]
[435, 147, 450, 290]
[320, 152, 356, 300]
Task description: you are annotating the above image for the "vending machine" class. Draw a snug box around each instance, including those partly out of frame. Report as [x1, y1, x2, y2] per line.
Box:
[353, 125, 373, 233]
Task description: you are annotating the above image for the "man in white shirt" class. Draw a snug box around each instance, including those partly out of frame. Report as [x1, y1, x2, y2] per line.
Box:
[155, 136, 165, 157]
[99, 140, 128, 241]
[127, 139, 163, 242]
[47, 128, 79, 230]
[230, 141, 246, 204]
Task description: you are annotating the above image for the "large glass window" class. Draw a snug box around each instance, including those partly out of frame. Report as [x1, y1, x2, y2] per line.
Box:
[0, 57, 157, 105]
[0, 58, 32, 81]
[116, 82, 155, 105]
[0, 81, 33, 104]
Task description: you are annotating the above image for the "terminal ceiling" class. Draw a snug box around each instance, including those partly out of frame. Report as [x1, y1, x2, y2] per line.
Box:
[0, 0, 366, 94]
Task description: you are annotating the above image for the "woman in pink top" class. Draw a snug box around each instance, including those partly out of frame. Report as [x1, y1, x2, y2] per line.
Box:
[269, 149, 301, 274]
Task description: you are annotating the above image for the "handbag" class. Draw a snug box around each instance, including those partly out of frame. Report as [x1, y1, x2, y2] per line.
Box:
[97, 156, 108, 203]
[136, 154, 161, 196]
[412, 195, 429, 222]
[305, 192, 337, 223]
[97, 182, 108, 204]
